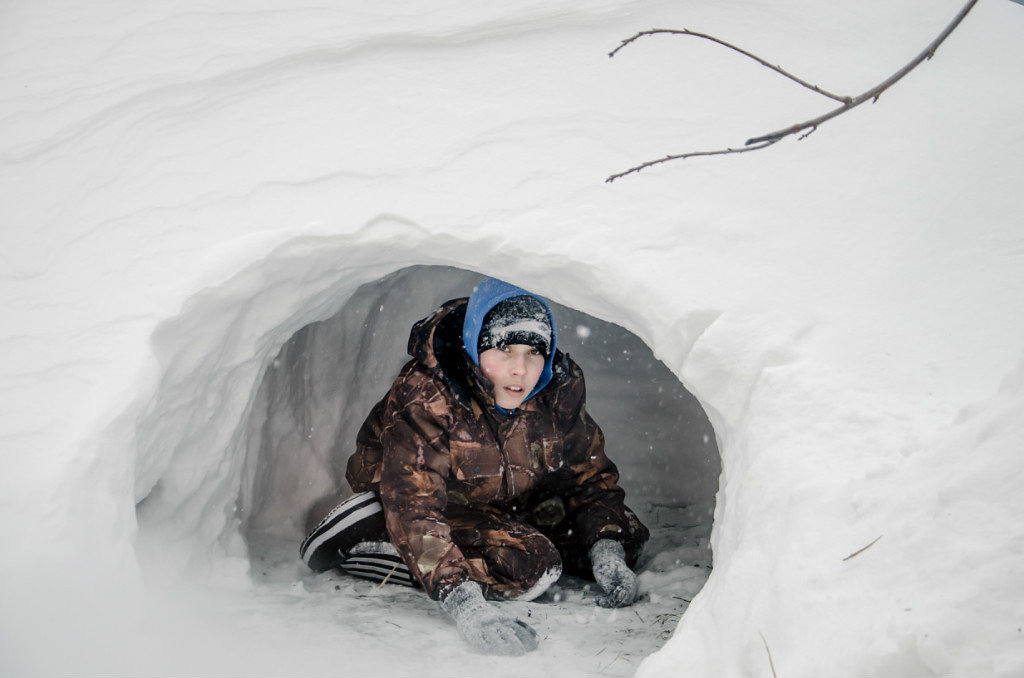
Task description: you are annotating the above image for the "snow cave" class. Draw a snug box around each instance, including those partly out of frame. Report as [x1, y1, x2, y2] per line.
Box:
[236, 265, 720, 557]
[129, 260, 721, 673]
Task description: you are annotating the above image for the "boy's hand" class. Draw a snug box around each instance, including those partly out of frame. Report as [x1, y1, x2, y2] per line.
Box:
[589, 539, 639, 608]
[441, 581, 539, 655]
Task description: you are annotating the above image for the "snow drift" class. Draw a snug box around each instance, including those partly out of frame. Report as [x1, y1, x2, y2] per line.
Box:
[2, 0, 1023, 676]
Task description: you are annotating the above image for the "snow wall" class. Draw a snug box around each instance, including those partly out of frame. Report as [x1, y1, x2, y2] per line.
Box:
[2, 0, 1023, 676]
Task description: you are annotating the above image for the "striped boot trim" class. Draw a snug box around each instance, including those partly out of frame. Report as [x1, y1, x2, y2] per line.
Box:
[341, 554, 417, 587]
[300, 492, 383, 571]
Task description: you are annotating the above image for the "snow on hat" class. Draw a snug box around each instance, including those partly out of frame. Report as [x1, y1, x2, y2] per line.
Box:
[477, 295, 553, 358]
[463, 278, 557, 403]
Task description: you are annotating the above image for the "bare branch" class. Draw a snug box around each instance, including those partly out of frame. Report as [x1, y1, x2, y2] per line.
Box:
[606, 138, 781, 183]
[610, 28, 851, 104]
[747, 0, 978, 145]
[606, 0, 979, 182]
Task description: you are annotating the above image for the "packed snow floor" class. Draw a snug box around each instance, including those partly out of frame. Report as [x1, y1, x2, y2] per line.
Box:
[247, 501, 713, 678]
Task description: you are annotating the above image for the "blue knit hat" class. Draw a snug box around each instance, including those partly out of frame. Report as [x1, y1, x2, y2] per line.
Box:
[462, 278, 558, 402]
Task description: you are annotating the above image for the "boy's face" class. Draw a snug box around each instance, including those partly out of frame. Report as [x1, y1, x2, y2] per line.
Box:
[479, 344, 545, 409]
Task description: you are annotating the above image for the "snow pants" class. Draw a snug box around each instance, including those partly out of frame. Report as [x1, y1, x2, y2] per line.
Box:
[301, 491, 603, 600]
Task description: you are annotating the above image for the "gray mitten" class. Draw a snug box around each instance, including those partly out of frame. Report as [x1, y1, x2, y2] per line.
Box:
[440, 580, 539, 655]
[589, 539, 639, 608]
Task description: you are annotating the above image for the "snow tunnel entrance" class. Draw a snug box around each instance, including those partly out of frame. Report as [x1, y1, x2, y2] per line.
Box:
[238, 265, 720, 616]
[133, 259, 720, 672]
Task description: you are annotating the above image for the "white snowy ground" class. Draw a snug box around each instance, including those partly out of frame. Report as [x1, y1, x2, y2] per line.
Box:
[237, 501, 713, 678]
[2, 0, 1024, 677]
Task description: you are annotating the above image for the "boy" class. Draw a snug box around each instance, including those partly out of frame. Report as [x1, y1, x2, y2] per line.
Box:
[301, 278, 648, 655]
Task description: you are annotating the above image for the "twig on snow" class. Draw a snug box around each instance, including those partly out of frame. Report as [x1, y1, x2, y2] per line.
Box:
[656, 613, 681, 626]
[597, 651, 625, 674]
[843, 535, 884, 561]
[606, 0, 980, 182]
[376, 561, 403, 588]
[760, 631, 779, 678]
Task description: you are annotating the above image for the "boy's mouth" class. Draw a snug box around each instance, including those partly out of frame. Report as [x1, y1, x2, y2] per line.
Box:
[503, 385, 525, 398]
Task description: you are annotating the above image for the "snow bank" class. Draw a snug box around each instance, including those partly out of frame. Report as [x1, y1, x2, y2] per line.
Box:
[2, 0, 1023, 675]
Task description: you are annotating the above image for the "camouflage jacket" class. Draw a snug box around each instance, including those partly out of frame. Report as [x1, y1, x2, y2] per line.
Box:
[346, 298, 647, 600]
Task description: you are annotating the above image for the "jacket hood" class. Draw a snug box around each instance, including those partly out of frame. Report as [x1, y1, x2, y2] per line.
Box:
[462, 278, 557, 403]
